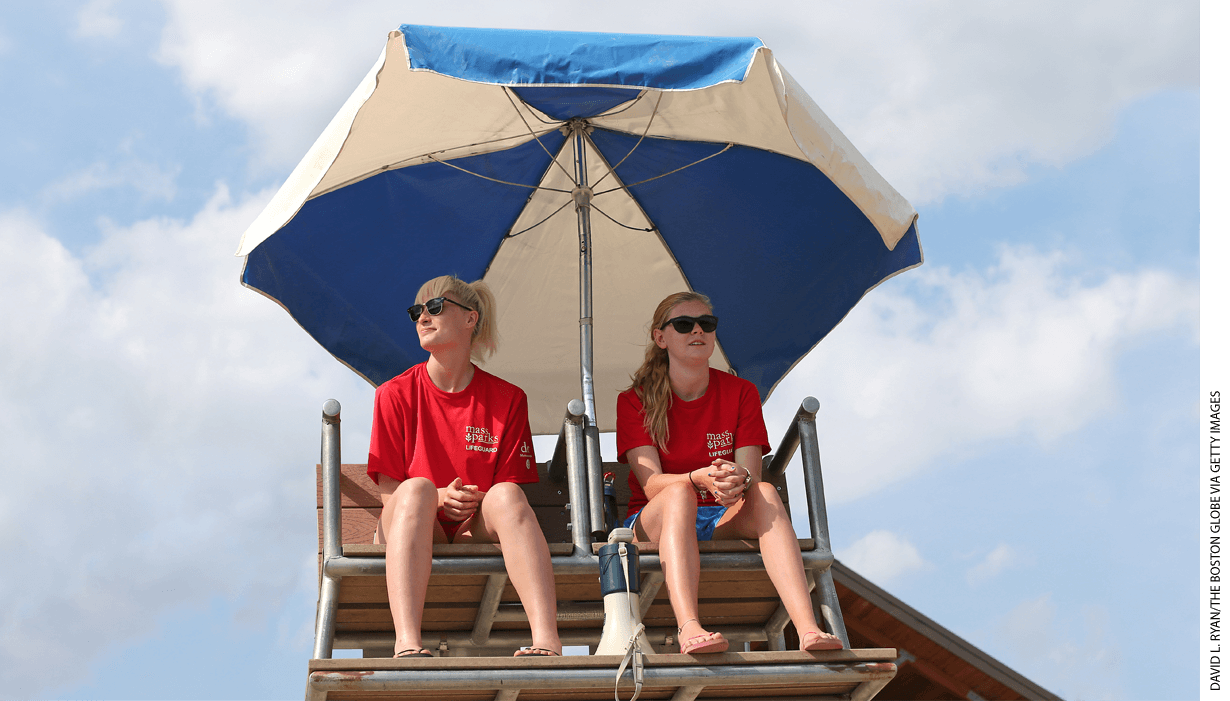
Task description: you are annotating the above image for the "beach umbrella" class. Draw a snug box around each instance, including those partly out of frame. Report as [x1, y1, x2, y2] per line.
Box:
[237, 25, 922, 435]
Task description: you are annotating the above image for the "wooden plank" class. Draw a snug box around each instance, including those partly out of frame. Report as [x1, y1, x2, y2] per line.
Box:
[319, 507, 383, 552]
[322, 507, 574, 552]
[336, 571, 785, 607]
[341, 543, 575, 557]
[320, 462, 599, 508]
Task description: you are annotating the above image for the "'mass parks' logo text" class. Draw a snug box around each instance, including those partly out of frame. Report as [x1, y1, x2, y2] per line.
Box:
[707, 430, 733, 458]
[465, 426, 498, 453]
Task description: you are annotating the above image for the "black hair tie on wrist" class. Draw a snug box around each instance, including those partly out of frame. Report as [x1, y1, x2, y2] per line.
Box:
[688, 469, 703, 494]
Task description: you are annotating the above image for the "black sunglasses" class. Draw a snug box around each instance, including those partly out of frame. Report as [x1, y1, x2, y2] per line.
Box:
[407, 296, 474, 321]
[660, 314, 718, 334]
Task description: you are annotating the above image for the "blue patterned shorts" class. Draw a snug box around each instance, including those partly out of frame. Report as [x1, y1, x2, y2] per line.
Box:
[623, 505, 728, 542]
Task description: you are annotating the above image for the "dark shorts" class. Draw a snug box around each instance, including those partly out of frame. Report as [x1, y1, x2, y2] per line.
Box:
[623, 505, 728, 542]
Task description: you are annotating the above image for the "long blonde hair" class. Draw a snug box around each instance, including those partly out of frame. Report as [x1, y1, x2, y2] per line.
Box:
[416, 275, 499, 363]
[627, 291, 713, 451]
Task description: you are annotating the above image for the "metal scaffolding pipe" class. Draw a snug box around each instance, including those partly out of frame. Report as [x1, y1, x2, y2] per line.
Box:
[313, 399, 344, 660]
[321, 399, 342, 561]
[325, 547, 828, 579]
[308, 660, 896, 691]
[562, 399, 593, 553]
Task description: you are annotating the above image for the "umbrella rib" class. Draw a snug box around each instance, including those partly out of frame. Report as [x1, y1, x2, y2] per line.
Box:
[587, 201, 655, 232]
[503, 87, 577, 187]
[402, 130, 559, 166]
[505, 199, 574, 239]
[593, 143, 734, 194]
[426, 154, 571, 193]
[592, 90, 648, 118]
[590, 92, 663, 190]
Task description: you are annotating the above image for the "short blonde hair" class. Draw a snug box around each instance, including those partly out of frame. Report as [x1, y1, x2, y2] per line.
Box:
[415, 275, 499, 363]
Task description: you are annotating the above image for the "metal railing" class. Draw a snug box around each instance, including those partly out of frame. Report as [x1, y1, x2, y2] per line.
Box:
[311, 395, 850, 659]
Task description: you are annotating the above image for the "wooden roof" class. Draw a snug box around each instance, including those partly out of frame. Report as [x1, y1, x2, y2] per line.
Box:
[832, 560, 1061, 700]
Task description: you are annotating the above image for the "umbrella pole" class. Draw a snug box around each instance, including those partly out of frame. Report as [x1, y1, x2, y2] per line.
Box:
[571, 120, 608, 539]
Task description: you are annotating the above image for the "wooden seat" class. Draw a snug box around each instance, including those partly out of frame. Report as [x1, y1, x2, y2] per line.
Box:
[307, 650, 898, 701]
[309, 397, 897, 700]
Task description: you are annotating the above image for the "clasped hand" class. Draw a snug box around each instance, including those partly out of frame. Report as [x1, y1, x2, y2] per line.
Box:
[704, 459, 749, 507]
[438, 477, 486, 522]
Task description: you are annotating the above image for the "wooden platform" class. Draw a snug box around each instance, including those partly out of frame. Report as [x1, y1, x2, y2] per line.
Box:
[306, 649, 898, 701]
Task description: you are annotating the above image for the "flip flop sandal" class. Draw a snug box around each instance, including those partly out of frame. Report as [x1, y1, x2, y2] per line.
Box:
[679, 632, 729, 654]
[677, 618, 729, 655]
[514, 647, 562, 657]
[393, 647, 435, 658]
[800, 630, 844, 651]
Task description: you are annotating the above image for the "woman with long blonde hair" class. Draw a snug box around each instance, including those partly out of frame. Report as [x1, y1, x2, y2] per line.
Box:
[368, 274, 561, 658]
[616, 291, 842, 654]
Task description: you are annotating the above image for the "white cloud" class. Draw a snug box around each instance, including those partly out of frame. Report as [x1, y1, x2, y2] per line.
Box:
[993, 594, 1122, 700]
[965, 543, 1017, 587]
[836, 529, 928, 585]
[0, 194, 376, 693]
[75, 0, 123, 39]
[41, 158, 181, 203]
[151, 0, 1196, 201]
[767, 246, 1198, 504]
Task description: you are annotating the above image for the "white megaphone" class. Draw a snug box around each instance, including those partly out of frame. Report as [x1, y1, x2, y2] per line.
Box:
[594, 528, 655, 656]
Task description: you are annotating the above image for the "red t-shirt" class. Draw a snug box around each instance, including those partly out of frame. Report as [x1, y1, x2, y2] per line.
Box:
[367, 363, 538, 491]
[616, 368, 770, 517]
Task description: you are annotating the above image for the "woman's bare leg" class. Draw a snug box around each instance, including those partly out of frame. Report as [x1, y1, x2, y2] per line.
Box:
[379, 476, 446, 655]
[467, 482, 562, 654]
[632, 481, 715, 644]
[713, 481, 830, 642]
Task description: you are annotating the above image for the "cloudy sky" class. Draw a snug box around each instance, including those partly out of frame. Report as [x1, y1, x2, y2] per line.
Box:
[0, 1, 1201, 699]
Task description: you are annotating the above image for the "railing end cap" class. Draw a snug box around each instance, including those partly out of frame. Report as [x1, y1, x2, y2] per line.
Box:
[801, 396, 820, 417]
[323, 399, 342, 420]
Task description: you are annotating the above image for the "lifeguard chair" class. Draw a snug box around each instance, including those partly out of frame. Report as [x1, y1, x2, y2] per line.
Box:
[307, 396, 898, 700]
[231, 24, 927, 701]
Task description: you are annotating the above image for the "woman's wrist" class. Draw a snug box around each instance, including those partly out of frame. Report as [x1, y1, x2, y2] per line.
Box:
[688, 469, 704, 494]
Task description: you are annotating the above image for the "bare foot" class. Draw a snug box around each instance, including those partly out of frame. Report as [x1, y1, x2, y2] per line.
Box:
[800, 630, 843, 651]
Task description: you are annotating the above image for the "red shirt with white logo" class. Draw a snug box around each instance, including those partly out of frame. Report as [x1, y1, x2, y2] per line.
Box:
[367, 363, 538, 491]
[616, 367, 769, 516]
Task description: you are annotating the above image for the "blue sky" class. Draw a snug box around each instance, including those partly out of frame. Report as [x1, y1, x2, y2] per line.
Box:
[0, 2, 1200, 699]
